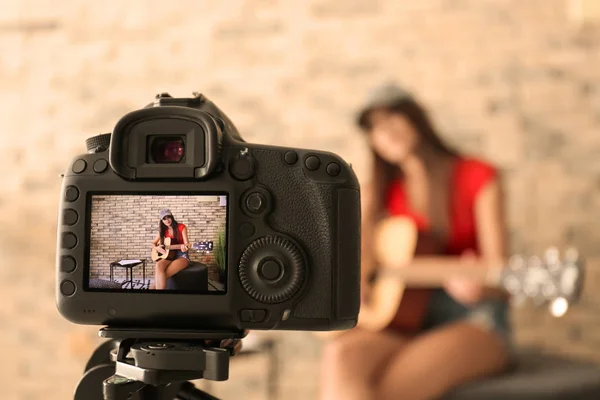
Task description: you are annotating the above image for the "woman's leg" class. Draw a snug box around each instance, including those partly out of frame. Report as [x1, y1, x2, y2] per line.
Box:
[153, 259, 172, 290]
[376, 321, 511, 400]
[320, 328, 408, 400]
[164, 258, 190, 281]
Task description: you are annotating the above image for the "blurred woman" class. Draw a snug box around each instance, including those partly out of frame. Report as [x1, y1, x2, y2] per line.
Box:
[320, 83, 512, 400]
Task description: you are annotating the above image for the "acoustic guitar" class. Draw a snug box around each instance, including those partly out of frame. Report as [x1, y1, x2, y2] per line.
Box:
[316, 216, 584, 340]
[151, 238, 214, 262]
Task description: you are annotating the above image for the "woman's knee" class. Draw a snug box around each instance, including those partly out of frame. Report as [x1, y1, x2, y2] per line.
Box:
[322, 331, 377, 376]
[155, 261, 168, 272]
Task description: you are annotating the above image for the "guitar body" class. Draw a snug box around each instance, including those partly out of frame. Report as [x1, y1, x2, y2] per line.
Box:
[151, 237, 178, 262]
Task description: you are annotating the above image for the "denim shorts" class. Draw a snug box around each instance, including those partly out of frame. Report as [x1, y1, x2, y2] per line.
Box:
[421, 289, 512, 348]
[174, 250, 190, 262]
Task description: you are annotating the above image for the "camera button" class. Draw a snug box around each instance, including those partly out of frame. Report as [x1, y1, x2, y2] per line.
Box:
[240, 309, 267, 323]
[61, 256, 77, 273]
[60, 280, 76, 296]
[253, 309, 267, 322]
[326, 162, 341, 176]
[63, 209, 78, 226]
[62, 232, 78, 249]
[240, 310, 253, 322]
[239, 223, 255, 237]
[284, 151, 298, 165]
[259, 259, 282, 282]
[72, 159, 87, 174]
[305, 155, 320, 171]
[230, 152, 255, 180]
[65, 186, 79, 202]
[246, 192, 266, 214]
[93, 159, 108, 173]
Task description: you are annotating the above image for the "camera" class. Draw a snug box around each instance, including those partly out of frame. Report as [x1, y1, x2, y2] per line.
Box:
[56, 92, 361, 332]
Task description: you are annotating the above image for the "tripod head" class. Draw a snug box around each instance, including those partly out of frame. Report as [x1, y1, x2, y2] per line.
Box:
[76, 327, 246, 400]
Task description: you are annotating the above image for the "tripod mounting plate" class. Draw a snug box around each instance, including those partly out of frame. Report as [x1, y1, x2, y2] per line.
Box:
[99, 326, 246, 341]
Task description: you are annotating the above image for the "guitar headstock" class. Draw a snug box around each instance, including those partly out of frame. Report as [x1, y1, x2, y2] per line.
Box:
[192, 241, 214, 253]
[501, 247, 584, 317]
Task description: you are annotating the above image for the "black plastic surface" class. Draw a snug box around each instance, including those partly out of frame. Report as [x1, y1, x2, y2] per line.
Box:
[335, 188, 361, 320]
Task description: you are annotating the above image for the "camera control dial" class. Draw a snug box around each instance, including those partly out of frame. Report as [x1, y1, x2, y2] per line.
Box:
[239, 236, 305, 304]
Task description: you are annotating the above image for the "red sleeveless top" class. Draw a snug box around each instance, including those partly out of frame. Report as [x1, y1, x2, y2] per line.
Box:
[384, 157, 497, 333]
[165, 223, 186, 245]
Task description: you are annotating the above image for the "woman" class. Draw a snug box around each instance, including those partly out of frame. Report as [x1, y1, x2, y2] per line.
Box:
[320, 83, 512, 400]
[150, 209, 191, 290]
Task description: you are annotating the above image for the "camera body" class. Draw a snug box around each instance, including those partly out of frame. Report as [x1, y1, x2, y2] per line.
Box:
[56, 93, 361, 331]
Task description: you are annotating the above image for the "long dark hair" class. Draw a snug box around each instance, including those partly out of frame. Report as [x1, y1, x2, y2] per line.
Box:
[159, 215, 182, 244]
[359, 97, 459, 273]
[360, 97, 458, 220]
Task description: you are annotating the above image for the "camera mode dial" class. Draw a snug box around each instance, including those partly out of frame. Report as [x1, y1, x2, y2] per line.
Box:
[85, 133, 111, 153]
[239, 236, 305, 304]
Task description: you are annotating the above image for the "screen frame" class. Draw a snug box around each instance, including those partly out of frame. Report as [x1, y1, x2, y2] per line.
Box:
[83, 191, 229, 295]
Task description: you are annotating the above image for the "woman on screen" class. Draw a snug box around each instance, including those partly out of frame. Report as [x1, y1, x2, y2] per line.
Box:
[150, 209, 191, 290]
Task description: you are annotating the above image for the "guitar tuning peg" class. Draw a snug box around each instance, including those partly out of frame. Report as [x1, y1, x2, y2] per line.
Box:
[508, 255, 525, 270]
[565, 247, 580, 264]
[527, 255, 543, 269]
[503, 274, 522, 295]
[550, 297, 569, 318]
[523, 282, 539, 299]
[544, 247, 560, 264]
[541, 282, 558, 299]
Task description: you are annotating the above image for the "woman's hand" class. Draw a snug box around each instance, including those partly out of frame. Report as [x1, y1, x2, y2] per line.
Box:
[206, 330, 249, 356]
[154, 246, 166, 255]
[443, 250, 485, 306]
[181, 245, 189, 252]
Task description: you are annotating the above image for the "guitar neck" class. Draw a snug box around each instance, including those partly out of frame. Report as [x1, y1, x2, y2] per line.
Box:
[164, 243, 189, 250]
[377, 257, 505, 288]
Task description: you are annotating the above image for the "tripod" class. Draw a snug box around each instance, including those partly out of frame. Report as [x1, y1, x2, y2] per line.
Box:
[75, 327, 246, 400]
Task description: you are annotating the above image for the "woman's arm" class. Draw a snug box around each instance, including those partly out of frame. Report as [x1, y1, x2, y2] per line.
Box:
[181, 227, 190, 252]
[444, 177, 508, 305]
[474, 178, 506, 263]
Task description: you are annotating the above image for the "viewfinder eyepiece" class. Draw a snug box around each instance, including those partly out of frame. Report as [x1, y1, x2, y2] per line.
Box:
[149, 136, 185, 163]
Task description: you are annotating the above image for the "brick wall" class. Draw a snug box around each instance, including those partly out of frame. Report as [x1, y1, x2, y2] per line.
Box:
[3, 1, 600, 399]
[88, 195, 226, 283]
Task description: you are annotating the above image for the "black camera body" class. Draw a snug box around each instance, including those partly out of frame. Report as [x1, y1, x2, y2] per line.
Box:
[56, 92, 361, 332]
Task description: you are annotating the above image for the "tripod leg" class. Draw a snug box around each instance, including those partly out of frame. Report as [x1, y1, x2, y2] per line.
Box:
[76, 364, 116, 400]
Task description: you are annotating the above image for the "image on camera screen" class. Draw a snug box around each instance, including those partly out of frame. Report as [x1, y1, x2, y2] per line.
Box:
[87, 194, 228, 293]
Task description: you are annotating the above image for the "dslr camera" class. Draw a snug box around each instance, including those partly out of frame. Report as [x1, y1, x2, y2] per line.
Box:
[56, 92, 361, 332]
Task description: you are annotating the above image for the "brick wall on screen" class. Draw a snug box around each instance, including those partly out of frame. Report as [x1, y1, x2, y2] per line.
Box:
[89, 195, 226, 282]
[3, 1, 600, 399]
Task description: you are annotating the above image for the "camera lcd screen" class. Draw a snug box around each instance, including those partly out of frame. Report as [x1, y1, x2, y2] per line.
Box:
[87, 194, 228, 294]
